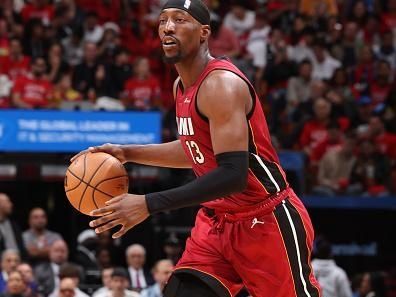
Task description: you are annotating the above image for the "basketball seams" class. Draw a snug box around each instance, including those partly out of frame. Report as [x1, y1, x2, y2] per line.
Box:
[66, 169, 116, 198]
[78, 156, 112, 211]
[64, 154, 88, 193]
[92, 175, 129, 209]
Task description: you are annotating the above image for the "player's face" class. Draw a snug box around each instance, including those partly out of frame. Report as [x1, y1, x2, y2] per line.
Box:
[158, 9, 203, 64]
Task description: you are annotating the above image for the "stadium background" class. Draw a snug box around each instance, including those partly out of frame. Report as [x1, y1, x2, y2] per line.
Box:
[1, 0, 396, 296]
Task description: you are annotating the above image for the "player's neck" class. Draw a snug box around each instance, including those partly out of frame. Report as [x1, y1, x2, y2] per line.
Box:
[175, 49, 213, 90]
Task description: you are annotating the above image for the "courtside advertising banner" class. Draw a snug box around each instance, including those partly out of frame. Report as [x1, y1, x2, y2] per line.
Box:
[0, 110, 161, 152]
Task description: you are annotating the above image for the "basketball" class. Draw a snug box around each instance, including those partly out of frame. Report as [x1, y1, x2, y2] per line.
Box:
[64, 152, 129, 215]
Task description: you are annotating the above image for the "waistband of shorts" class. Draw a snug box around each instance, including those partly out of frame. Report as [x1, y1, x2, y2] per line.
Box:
[203, 187, 294, 222]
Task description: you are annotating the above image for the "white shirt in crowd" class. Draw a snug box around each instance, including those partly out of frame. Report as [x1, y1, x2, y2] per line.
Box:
[128, 267, 147, 289]
[311, 53, 341, 80]
[246, 26, 271, 68]
[223, 10, 256, 37]
[312, 259, 352, 297]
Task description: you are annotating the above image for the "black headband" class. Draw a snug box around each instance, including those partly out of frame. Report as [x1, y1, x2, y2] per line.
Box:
[161, 0, 211, 25]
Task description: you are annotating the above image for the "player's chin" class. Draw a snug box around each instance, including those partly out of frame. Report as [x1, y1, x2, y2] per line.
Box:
[162, 52, 182, 64]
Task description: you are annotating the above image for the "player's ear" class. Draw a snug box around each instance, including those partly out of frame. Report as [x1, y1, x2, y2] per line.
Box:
[200, 25, 211, 43]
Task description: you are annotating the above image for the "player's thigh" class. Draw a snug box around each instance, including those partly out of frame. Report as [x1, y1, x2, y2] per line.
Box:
[176, 209, 242, 296]
[231, 198, 321, 297]
[163, 273, 223, 297]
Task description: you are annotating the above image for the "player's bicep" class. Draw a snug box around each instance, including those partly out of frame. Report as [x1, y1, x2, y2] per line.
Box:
[199, 72, 250, 155]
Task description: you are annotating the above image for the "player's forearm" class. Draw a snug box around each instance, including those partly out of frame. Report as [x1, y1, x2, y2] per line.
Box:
[122, 140, 192, 168]
[145, 151, 249, 214]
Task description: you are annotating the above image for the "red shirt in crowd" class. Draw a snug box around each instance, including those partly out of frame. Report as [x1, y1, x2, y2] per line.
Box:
[122, 76, 161, 110]
[370, 82, 392, 107]
[299, 120, 328, 152]
[300, 118, 349, 159]
[12, 75, 53, 108]
[209, 26, 240, 57]
[0, 56, 31, 80]
[375, 132, 396, 160]
[20, 3, 54, 24]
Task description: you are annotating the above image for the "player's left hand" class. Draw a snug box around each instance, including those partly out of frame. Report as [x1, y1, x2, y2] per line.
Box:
[89, 194, 150, 239]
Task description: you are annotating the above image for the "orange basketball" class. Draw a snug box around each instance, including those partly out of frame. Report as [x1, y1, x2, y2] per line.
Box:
[64, 152, 129, 215]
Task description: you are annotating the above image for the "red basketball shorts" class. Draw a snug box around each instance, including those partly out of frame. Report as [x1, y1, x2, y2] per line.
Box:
[174, 187, 322, 297]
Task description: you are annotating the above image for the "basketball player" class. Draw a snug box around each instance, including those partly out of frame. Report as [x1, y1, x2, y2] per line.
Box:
[72, 1, 321, 296]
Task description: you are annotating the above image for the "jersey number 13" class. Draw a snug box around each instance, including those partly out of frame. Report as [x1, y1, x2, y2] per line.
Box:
[185, 140, 205, 164]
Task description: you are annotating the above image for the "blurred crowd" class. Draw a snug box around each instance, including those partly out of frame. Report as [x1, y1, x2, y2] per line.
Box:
[0, 192, 182, 297]
[1, 0, 396, 195]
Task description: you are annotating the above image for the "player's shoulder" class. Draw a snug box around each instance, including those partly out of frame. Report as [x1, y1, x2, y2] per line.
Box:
[199, 69, 249, 97]
[201, 69, 245, 89]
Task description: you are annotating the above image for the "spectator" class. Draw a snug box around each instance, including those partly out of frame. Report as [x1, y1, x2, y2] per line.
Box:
[328, 67, 354, 104]
[23, 18, 50, 59]
[103, 48, 133, 99]
[351, 45, 375, 98]
[11, 57, 54, 109]
[349, 0, 369, 27]
[358, 272, 387, 297]
[0, 194, 26, 259]
[299, 97, 334, 157]
[83, 11, 103, 44]
[369, 60, 393, 108]
[373, 31, 396, 70]
[96, 248, 112, 270]
[55, 278, 76, 297]
[17, 263, 38, 297]
[313, 131, 357, 196]
[34, 239, 69, 297]
[98, 22, 121, 63]
[92, 268, 113, 297]
[0, 38, 31, 80]
[223, 1, 255, 38]
[107, 268, 139, 297]
[367, 115, 396, 160]
[122, 57, 161, 111]
[74, 230, 100, 286]
[72, 41, 105, 98]
[75, 230, 98, 270]
[140, 260, 173, 297]
[349, 139, 391, 196]
[49, 264, 87, 297]
[245, 10, 270, 80]
[96, 231, 123, 267]
[22, 208, 62, 265]
[208, 13, 240, 59]
[0, 250, 21, 293]
[311, 38, 341, 80]
[287, 59, 314, 115]
[62, 26, 84, 67]
[162, 234, 182, 265]
[125, 244, 154, 292]
[0, 270, 26, 297]
[310, 121, 344, 163]
[311, 237, 352, 297]
[20, 0, 54, 25]
[46, 43, 69, 83]
[341, 22, 361, 70]
[53, 73, 82, 106]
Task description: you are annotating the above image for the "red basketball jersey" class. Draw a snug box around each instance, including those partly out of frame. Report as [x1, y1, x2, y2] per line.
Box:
[175, 58, 288, 211]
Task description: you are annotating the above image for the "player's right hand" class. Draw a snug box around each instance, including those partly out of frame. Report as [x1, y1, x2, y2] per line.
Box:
[70, 143, 127, 164]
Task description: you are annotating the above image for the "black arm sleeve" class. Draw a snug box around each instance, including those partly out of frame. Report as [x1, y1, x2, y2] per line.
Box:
[145, 151, 249, 214]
